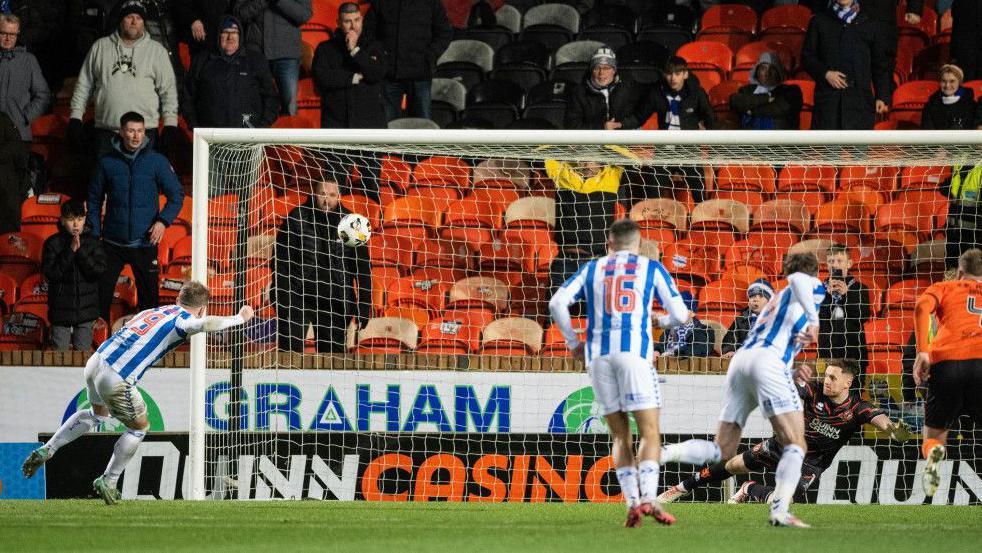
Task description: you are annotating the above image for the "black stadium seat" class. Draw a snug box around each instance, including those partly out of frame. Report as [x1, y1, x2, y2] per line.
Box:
[491, 40, 550, 92]
[463, 79, 524, 128]
[617, 41, 670, 85]
[523, 79, 570, 129]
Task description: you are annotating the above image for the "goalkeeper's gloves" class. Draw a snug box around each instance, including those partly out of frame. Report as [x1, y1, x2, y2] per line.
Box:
[890, 420, 913, 443]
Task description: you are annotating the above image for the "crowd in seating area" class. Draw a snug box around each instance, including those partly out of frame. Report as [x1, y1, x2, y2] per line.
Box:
[0, 0, 980, 383]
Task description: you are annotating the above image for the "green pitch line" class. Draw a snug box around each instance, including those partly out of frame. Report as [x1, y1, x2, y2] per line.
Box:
[1, 501, 979, 553]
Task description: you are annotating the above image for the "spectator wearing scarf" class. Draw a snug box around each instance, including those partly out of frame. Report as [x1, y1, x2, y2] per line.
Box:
[565, 47, 650, 130]
[921, 64, 977, 130]
[721, 278, 774, 357]
[655, 291, 715, 357]
[649, 56, 715, 130]
[729, 51, 803, 130]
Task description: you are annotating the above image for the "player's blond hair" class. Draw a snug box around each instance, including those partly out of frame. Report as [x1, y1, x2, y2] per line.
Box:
[958, 249, 982, 276]
[177, 281, 210, 309]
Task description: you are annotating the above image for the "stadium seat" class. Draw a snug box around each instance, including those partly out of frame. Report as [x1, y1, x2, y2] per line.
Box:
[412, 156, 471, 191]
[838, 166, 900, 196]
[776, 190, 826, 216]
[698, 278, 745, 325]
[523, 79, 569, 128]
[473, 158, 532, 189]
[460, 25, 514, 53]
[431, 78, 467, 127]
[382, 196, 443, 242]
[435, 40, 494, 90]
[689, 199, 750, 247]
[702, 4, 757, 35]
[447, 276, 510, 315]
[418, 311, 492, 354]
[499, 227, 558, 272]
[0, 272, 17, 313]
[895, 189, 948, 238]
[715, 165, 777, 194]
[355, 317, 419, 354]
[368, 234, 414, 274]
[719, 265, 767, 289]
[388, 118, 440, 130]
[617, 41, 670, 85]
[382, 306, 431, 331]
[463, 79, 524, 127]
[542, 317, 586, 357]
[890, 80, 939, 125]
[777, 165, 835, 193]
[712, 189, 764, 213]
[898, 5, 937, 54]
[751, 199, 810, 234]
[677, 41, 734, 83]
[788, 238, 836, 266]
[900, 166, 951, 190]
[440, 197, 502, 249]
[785, 79, 815, 111]
[726, 232, 798, 279]
[865, 317, 913, 352]
[734, 41, 794, 75]
[709, 80, 743, 127]
[504, 196, 555, 229]
[17, 273, 47, 305]
[910, 239, 947, 280]
[629, 198, 689, 235]
[520, 4, 579, 53]
[552, 40, 604, 84]
[579, 4, 634, 44]
[662, 239, 721, 284]
[495, 4, 522, 34]
[696, 25, 752, 56]
[761, 4, 812, 32]
[157, 224, 189, 268]
[415, 239, 472, 271]
[882, 278, 932, 316]
[21, 193, 67, 223]
[811, 198, 871, 237]
[0, 312, 45, 350]
[491, 40, 549, 92]
[480, 317, 543, 356]
[0, 233, 41, 283]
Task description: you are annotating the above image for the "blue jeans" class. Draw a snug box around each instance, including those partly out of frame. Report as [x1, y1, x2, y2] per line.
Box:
[270, 58, 300, 115]
[381, 80, 432, 122]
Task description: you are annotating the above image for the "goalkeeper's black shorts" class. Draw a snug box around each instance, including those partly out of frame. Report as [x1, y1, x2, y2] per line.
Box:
[741, 438, 823, 501]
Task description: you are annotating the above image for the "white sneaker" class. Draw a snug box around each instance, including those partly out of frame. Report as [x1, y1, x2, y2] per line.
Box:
[656, 484, 689, 503]
[922, 444, 946, 497]
[769, 511, 810, 528]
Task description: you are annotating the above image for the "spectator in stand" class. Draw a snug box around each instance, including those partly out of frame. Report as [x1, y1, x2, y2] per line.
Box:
[274, 174, 372, 352]
[0, 110, 28, 235]
[140, 0, 183, 75]
[364, 0, 452, 122]
[42, 200, 107, 351]
[8, 0, 75, 92]
[818, 244, 871, 379]
[940, 164, 982, 267]
[721, 278, 774, 358]
[234, 0, 311, 116]
[729, 51, 803, 130]
[802, 0, 892, 130]
[654, 291, 715, 358]
[921, 64, 977, 130]
[312, 2, 387, 129]
[69, 1, 180, 159]
[88, 112, 183, 323]
[183, 16, 278, 129]
[174, 0, 235, 57]
[0, 14, 51, 143]
[649, 56, 715, 131]
[565, 47, 651, 130]
[950, 0, 982, 81]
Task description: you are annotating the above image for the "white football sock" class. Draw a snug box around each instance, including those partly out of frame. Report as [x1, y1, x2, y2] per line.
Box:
[638, 460, 661, 504]
[661, 439, 722, 465]
[615, 466, 641, 508]
[103, 429, 146, 487]
[45, 409, 103, 455]
[771, 444, 804, 515]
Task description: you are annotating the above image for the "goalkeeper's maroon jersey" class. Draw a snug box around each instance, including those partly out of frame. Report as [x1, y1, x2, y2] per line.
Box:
[797, 380, 886, 469]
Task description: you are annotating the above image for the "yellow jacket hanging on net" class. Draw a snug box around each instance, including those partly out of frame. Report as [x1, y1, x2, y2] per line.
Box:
[545, 159, 623, 195]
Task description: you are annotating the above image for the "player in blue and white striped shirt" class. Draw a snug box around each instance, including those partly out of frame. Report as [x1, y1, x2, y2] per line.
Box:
[715, 252, 824, 528]
[22, 281, 252, 504]
[550, 219, 690, 528]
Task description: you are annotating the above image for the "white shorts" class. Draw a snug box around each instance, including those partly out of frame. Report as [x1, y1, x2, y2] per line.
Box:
[589, 352, 662, 416]
[719, 348, 802, 427]
[83, 354, 147, 425]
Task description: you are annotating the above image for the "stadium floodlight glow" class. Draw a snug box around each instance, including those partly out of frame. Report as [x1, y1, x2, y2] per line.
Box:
[189, 129, 982, 502]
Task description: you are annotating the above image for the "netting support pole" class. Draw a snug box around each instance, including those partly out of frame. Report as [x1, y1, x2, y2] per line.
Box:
[188, 132, 210, 500]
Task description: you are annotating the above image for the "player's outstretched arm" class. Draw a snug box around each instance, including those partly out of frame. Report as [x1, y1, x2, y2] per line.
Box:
[870, 415, 913, 442]
[184, 305, 254, 335]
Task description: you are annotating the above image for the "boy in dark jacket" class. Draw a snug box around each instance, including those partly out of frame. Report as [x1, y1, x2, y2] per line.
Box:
[722, 278, 774, 357]
[42, 200, 107, 351]
[564, 47, 651, 130]
[649, 56, 715, 130]
[818, 244, 871, 379]
[654, 291, 715, 358]
[729, 51, 803, 130]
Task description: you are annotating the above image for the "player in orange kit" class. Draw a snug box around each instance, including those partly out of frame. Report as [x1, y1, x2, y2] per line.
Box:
[913, 249, 982, 497]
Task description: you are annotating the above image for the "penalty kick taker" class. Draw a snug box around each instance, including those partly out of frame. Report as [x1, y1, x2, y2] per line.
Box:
[22, 281, 253, 504]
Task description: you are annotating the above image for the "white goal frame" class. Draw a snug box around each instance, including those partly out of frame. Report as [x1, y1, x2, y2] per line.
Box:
[188, 128, 982, 501]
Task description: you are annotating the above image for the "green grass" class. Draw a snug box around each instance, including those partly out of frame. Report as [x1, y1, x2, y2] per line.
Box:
[1, 501, 979, 552]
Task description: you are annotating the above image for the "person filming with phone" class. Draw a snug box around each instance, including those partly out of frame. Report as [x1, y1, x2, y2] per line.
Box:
[818, 244, 872, 384]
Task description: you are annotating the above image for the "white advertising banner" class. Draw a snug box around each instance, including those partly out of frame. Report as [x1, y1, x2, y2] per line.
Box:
[0, 366, 772, 442]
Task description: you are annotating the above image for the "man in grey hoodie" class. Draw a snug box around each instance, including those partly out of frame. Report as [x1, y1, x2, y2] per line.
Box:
[0, 14, 50, 142]
[69, 0, 180, 158]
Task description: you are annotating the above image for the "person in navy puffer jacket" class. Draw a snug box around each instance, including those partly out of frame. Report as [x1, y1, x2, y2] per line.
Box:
[87, 111, 183, 323]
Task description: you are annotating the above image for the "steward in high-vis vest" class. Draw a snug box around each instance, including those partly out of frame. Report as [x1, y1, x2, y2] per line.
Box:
[941, 164, 982, 267]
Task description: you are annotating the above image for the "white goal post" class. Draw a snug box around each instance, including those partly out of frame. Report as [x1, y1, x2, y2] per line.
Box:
[188, 129, 982, 502]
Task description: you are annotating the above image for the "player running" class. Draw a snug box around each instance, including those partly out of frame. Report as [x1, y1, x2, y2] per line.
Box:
[914, 249, 982, 497]
[658, 358, 912, 505]
[550, 219, 690, 528]
[22, 281, 252, 504]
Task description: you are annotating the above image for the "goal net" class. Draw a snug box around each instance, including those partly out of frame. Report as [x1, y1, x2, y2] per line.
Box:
[186, 129, 982, 504]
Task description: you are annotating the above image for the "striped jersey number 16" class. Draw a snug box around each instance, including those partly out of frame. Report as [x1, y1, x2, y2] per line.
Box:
[604, 275, 637, 314]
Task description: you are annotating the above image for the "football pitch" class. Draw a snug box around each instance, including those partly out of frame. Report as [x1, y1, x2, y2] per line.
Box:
[1, 501, 980, 552]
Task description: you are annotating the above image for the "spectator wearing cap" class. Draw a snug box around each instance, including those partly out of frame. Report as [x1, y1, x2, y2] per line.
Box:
[312, 2, 387, 129]
[364, 0, 452, 122]
[183, 16, 278, 129]
[565, 47, 652, 130]
[69, 0, 180, 158]
[234, 0, 311, 116]
[729, 51, 803, 130]
[649, 56, 715, 130]
[801, 0, 892, 130]
[921, 64, 977, 130]
[0, 14, 51, 142]
[721, 278, 773, 358]
[654, 291, 715, 358]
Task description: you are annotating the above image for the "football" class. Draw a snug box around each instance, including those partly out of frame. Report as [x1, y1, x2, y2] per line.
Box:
[337, 213, 372, 247]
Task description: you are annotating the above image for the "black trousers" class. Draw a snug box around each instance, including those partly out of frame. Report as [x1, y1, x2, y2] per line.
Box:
[99, 242, 160, 323]
[276, 301, 349, 353]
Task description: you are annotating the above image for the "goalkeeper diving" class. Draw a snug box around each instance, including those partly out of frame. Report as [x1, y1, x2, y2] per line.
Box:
[659, 358, 913, 505]
[22, 281, 253, 504]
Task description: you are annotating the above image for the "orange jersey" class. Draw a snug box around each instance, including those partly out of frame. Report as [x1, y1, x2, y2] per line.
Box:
[922, 280, 982, 363]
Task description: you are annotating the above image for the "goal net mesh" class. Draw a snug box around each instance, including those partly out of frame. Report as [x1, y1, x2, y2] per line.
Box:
[189, 135, 982, 504]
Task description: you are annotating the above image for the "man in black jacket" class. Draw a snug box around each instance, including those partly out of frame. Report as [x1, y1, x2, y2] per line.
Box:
[649, 56, 715, 131]
[722, 278, 773, 357]
[818, 244, 871, 379]
[183, 16, 278, 129]
[364, 0, 451, 121]
[42, 200, 107, 351]
[274, 175, 372, 352]
[564, 47, 650, 130]
[173, 0, 235, 57]
[802, 0, 892, 130]
[312, 3, 387, 129]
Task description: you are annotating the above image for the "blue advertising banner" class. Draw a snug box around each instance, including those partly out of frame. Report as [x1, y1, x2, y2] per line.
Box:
[0, 442, 45, 499]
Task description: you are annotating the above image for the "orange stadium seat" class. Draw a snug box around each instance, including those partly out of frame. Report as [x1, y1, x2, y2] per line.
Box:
[839, 165, 899, 195]
[21, 193, 67, 223]
[382, 196, 443, 242]
[865, 317, 913, 353]
[688, 199, 750, 248]
[499, 227, 558, 272]
[719, 265, 767, 289]
[761, 4, 812, 32]
[663, 240, 722, 285]
[698, 278, 745, 324]
[895, 189, 948, 238]
[0, 312, 45, 350]
[386, 274, 452, 314]
[726, 232, 798, 279]
[382, 306, 431, 330]
[900, 166, 951, 190]
[882, 278, 932, 316]
[17, 273, 47, 305]
[0, 233, 42, 283]
[677, 41, 734, 83]
[542, 318, 587, 357]
[715, 165, 777, 194]
[776, 190, 826, 216]
[440, 197, 502, 249]
[355, 317, 418, 354]
[734, 41, 794, 74]
[777, 165, 836, 193]
[702, 4, 757, 34]
[379, 155, 413, 196]
[447, 276, 510, 315]
[369, 234, 414, 274]
[630, 199, 689, 236]
[480, 317, 543, 356]
[417, 311, 492, 354]
[415, 239, 472, 271]
[340, 194, 382, 231]
[371, 266, 401, 314]
[412, 155, 471, 192]
[503, 197, 555, 230]
[472, 159, 532, 189]
[697, 25, 753, 57]
[842, 187, 886, 215]
[890, 80, 939, 125]
[751, 199, 810, 235]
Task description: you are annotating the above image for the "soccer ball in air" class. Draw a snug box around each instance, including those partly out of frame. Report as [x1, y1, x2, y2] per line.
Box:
[337, 213, 372, 247]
